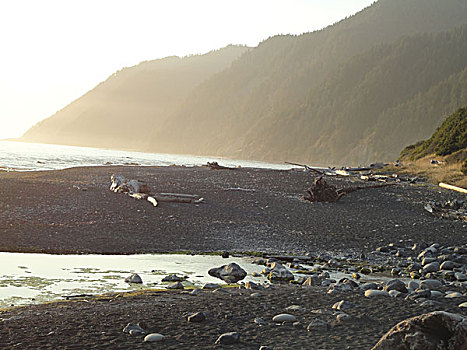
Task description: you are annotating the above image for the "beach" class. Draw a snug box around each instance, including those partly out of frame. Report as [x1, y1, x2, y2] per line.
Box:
[0, 165, 466, 349]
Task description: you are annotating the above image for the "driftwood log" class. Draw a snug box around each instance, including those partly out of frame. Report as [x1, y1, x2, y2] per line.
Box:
[303, 177, 344, 202]
[206, 162, 235, 170]
[110, 175, 203, 205]
[303, 176, 396, 203]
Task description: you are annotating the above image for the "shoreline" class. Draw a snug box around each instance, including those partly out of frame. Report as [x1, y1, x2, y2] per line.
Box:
[0, 165, 465, 349]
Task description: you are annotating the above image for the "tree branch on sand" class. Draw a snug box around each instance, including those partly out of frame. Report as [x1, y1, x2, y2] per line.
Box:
[302, 176, 395, 203]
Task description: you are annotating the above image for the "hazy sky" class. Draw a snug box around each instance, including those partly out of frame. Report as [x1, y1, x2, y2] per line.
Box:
[0, 0, 374, 139]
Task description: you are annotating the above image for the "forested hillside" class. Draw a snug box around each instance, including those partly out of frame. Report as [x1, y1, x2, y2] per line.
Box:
[21, 45, 249, 150]
[21, 0, 467, 166]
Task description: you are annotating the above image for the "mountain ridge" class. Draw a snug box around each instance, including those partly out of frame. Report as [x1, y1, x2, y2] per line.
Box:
[20, 0, 467, 166]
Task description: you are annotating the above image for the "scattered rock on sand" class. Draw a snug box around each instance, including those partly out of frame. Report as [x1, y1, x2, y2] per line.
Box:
[187, 312, 206, 323]
[144, 333, 164, 342]
[267, 262, 294, 282]
[372, 311, 467, 350]
[365, 290, 389, 298]
[161, 274, 184, 282]
[124, 273, 142, 284]
[202, 283, 221, 289]
[208, 263, 247, 283]
[166, 281, 184, 289]
[122, 323, 145, 335]
[272, 314, 297, 323]
[419, 279, 443, 290]
[383, 279, 408, 293]
[332, 300, 355, 311]
[215, 332, 240, 345]
[307, 318, 329, 331]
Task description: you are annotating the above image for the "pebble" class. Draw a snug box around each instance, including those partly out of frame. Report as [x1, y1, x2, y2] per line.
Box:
[365, 290, 389, 297]
[190, 288, 202, 296]
[407, 281, 419, 290]
[360, 282, 378, 291]
[419, 279, 442, 290]
[187, 312, 206, 322]
[307, 318, 329, 331]
[272, 313, 297, 323]
[254, 317, 266, 326]
[215, 332, 240, 345]
[336, 312, 351, 323]
[144, 333, 164, 342]
[332, 300, 354, 311]
[455, 272, 467, 282]
[440, 261, 456, 270]
[166, 282, 184, 289]
[459, 302, 467, 308]
[389, 290, 401, 298]
[445, 292, 463, 298]
[122, 323, 145, 335]
[202, 283, 221, 289]
[422, 261, 440, 273]
[285, 305, 303, 312]
[429, 290, 444, 298]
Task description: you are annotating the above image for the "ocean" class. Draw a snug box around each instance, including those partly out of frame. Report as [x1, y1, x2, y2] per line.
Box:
[0, 141, 293, 172]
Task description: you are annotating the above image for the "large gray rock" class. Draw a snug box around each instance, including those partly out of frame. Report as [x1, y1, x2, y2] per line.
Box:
[419, 279, 443, 290]
[124, 273, 143, 284]
[422, 261, 440, 273]
[266, 262, 294, 282]
[383, 279, 408, 294]
[208, 263, 247, 283]
[372, 311, 467, 350]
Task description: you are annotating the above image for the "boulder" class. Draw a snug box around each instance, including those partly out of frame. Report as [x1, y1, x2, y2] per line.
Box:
[422, 261, 440, 273]
[266, 262, 294, 282]
[124, 273, 142, 284]
[419, 279, 443, 290]
[208, 263, 247, 283]
[161, 274, 184, 282]
[372, 311, 467, 350]
[383, 279, 408, 293]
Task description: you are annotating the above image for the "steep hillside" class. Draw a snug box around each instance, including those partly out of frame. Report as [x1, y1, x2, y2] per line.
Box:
[386, 107, 467, 187]
[21, 45, 250, 150]
[149, 0, 467, 164]
[401, 106, 466, 160]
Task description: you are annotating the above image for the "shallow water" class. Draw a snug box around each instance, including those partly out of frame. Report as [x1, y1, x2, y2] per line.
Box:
[0, 141, 296, 172]
[0, 253, 269, 307]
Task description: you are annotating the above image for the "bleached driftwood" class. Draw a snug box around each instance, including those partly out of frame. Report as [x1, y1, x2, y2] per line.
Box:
[110, 175, 203, 206]
[439, 182, 467, 194]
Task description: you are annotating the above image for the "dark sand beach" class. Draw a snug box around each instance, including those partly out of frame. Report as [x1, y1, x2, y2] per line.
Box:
[0, 166, 466, 349]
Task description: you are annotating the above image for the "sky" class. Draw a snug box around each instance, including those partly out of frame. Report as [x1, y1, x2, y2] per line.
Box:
[0, 0, 375, 140]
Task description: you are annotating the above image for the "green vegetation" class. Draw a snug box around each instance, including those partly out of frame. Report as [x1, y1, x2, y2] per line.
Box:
[400, 107, 467, 160]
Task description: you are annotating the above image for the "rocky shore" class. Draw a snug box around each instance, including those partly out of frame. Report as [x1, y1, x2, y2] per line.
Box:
[0, 165, 466, 348]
